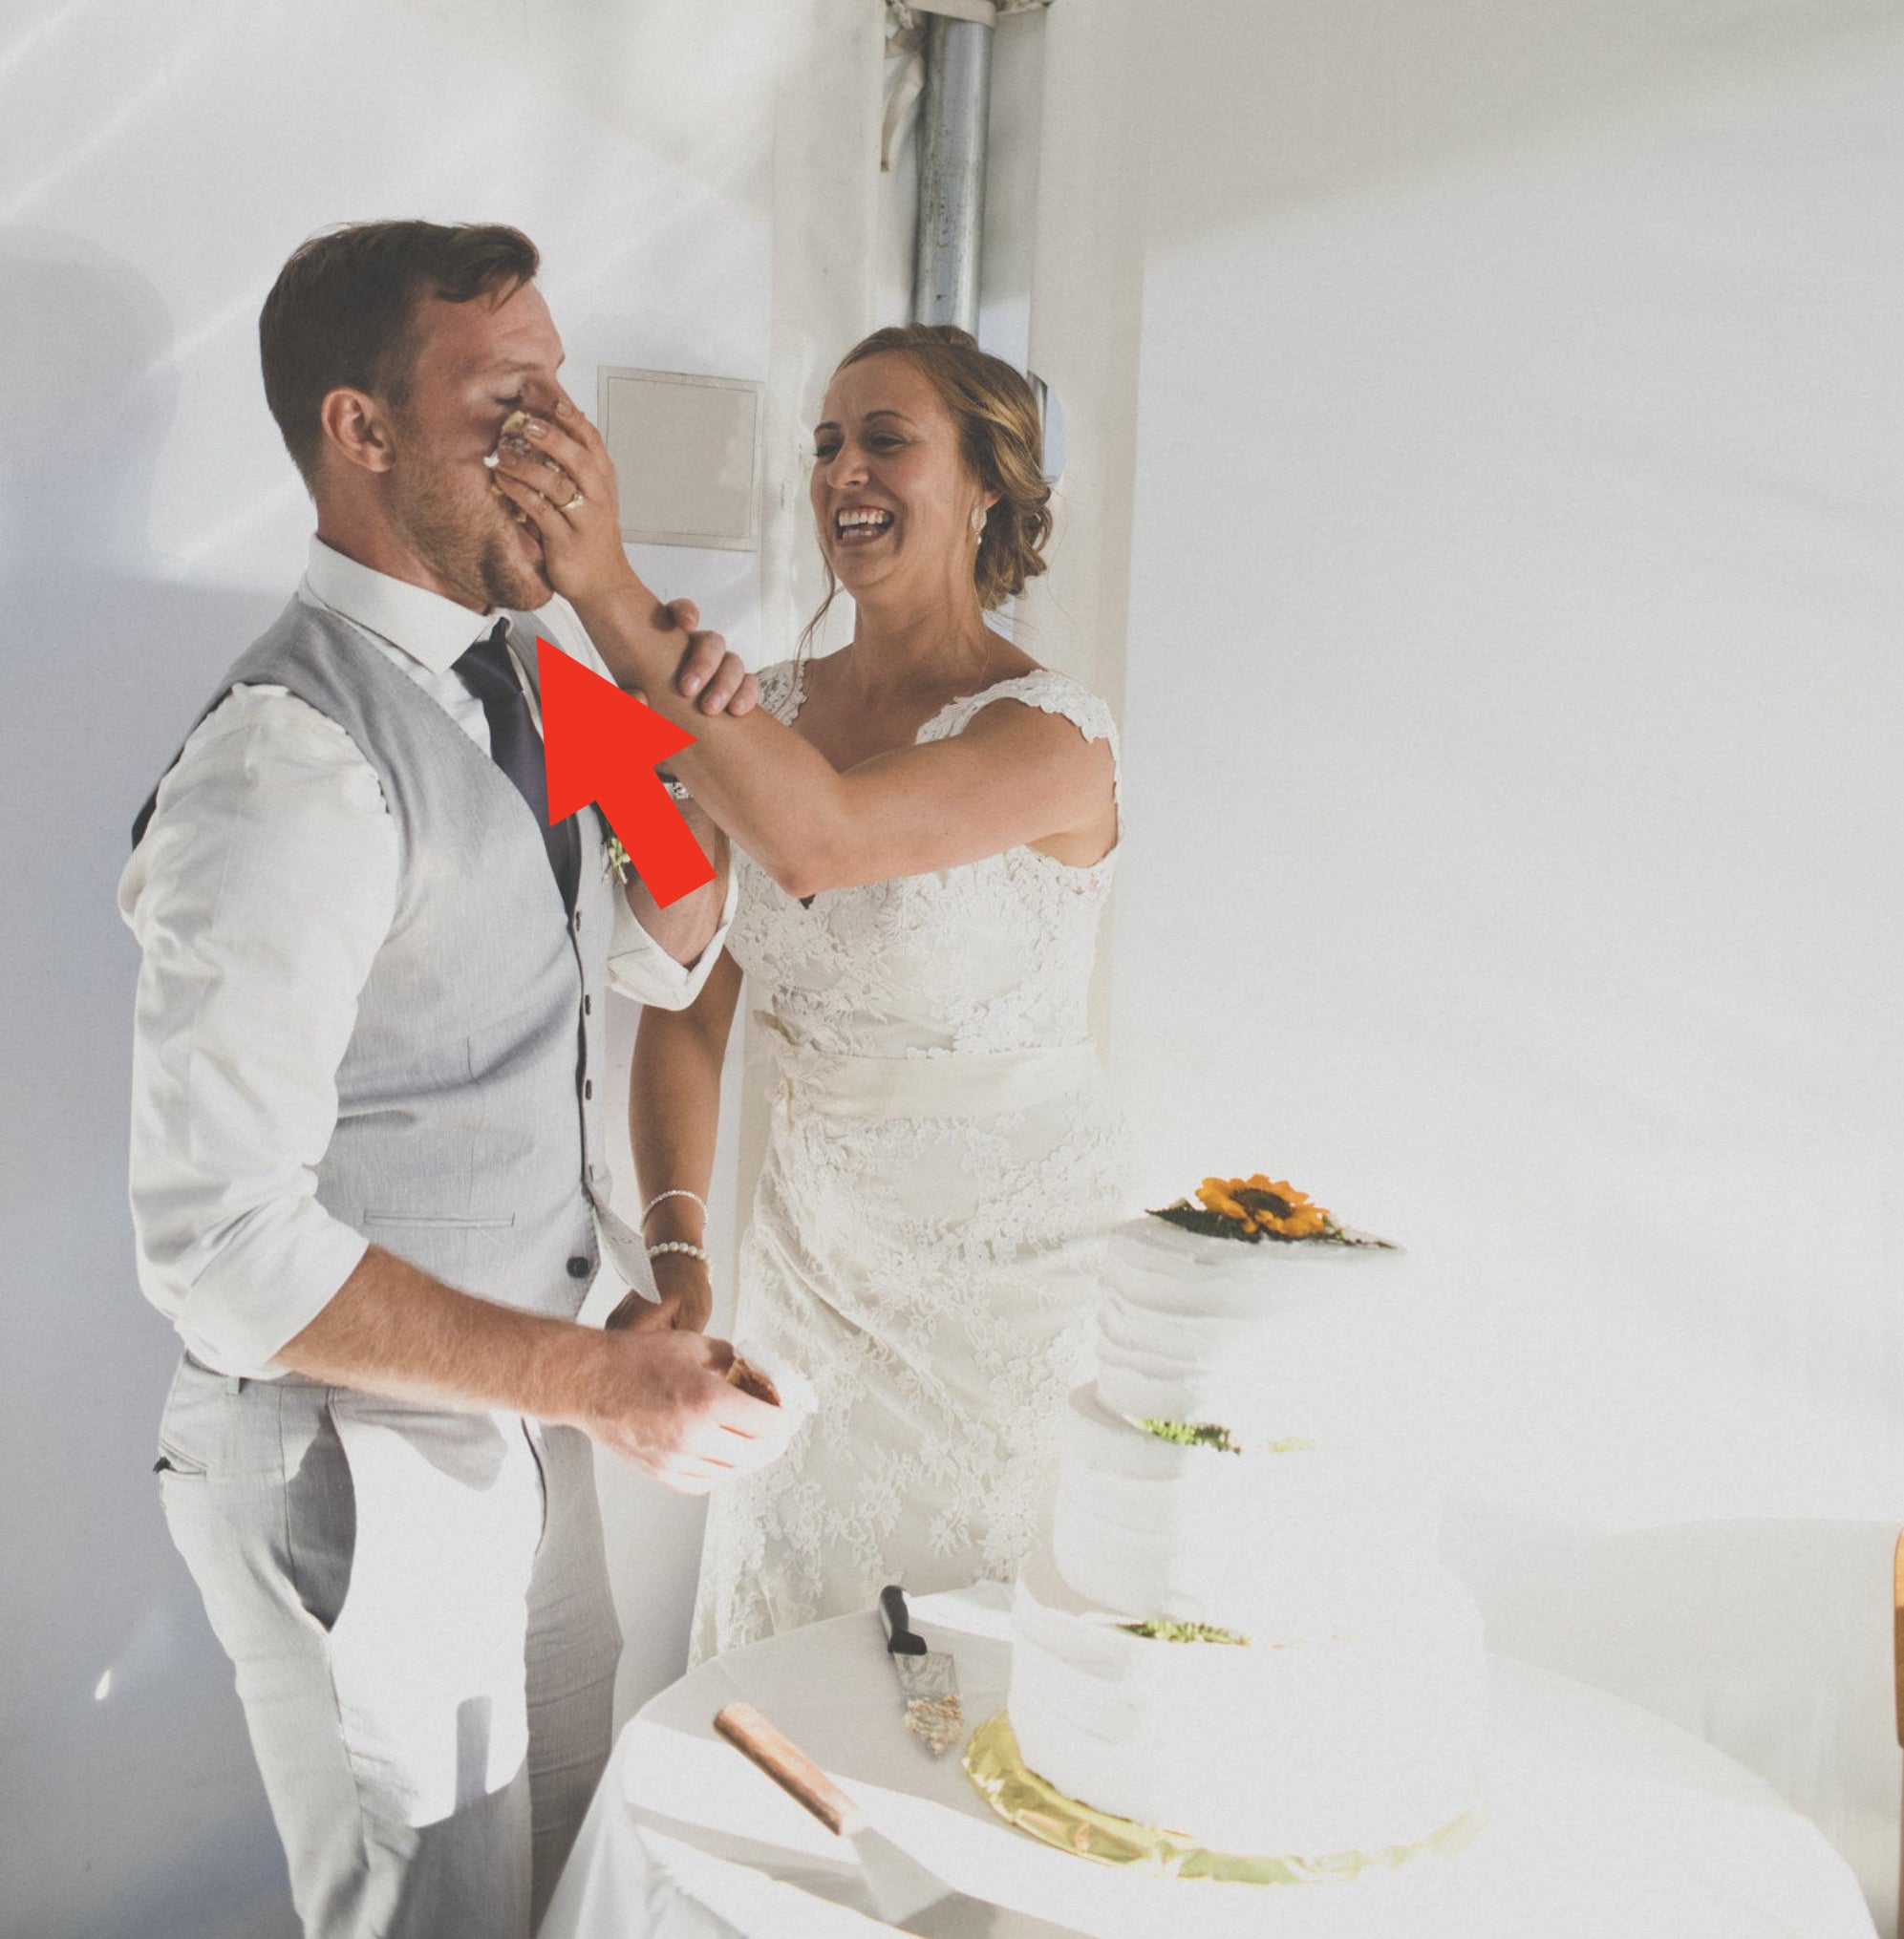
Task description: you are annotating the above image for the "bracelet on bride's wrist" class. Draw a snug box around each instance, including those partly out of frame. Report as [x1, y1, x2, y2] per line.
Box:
[646, 1240, 710, 1266]
[641, 1187, 709, 1227]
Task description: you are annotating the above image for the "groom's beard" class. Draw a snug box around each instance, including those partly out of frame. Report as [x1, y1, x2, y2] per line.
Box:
[387, 438, 549, 614]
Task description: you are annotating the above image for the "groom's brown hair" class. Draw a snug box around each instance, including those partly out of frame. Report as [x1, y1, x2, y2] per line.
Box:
[259, 220, 540, 489]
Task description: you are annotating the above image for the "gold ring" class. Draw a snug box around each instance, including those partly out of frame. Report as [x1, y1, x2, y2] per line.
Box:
[561, 490, 585, 512]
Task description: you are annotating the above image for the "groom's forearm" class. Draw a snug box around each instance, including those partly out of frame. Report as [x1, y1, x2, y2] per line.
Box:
[622, 815, 730, 965]
[275, 1244, 606, 1427]
[277, 1242, 799, 1492]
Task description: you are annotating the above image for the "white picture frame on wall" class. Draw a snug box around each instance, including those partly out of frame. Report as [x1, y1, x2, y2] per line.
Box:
[595, 366, 765, 552]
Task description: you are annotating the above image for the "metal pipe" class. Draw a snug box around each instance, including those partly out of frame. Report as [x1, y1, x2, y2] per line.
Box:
[912, 12, 994, 332]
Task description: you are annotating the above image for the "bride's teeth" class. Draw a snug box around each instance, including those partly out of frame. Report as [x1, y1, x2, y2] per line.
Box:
[837, 509, 891, 537]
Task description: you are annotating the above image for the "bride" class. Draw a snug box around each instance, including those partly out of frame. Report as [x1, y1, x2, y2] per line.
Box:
[490, 323, 1131, 1659]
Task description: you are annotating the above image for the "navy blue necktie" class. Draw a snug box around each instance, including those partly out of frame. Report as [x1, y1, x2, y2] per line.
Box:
[453, 620, 579, 912]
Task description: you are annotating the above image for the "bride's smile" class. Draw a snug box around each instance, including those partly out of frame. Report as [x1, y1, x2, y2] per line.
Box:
[832, 504, 894, 547]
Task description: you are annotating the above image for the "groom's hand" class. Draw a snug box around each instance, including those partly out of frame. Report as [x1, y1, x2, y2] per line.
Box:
[661, 600, 759, 718]
[584, 1329, 797, 1493]
[624, 599, 758, 719]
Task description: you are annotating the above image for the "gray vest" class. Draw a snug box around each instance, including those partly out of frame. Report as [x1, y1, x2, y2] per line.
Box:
[150, 596, 620, 1319]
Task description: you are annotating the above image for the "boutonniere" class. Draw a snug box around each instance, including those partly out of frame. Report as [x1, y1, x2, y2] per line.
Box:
[594, 776, 691, 886]
[595, 807, 631, 885]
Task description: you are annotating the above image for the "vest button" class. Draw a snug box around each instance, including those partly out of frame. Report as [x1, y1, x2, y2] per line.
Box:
[567, 1255, 591, 1279]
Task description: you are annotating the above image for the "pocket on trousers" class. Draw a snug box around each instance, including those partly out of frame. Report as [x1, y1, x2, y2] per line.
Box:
[283, 1394, 356, 1636]
[153, 1355, 221, 1478]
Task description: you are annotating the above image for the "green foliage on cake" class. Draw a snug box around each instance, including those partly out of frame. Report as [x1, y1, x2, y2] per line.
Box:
[1149, 1202, 1272, 1242]
[1137, 1419, 1324, 1456]
[1120, 1619, 1251, 1646]
[1139, 1418, 1241, 1453]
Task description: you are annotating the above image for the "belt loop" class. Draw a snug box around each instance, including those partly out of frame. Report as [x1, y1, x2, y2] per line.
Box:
[186, 1347, 247, 1396]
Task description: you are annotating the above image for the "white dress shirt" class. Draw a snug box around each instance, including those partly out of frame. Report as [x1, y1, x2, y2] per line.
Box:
[120, 538, 736, 1375]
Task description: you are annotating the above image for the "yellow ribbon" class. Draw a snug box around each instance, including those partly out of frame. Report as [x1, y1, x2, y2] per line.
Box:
[963, 1711, 1484, 1885]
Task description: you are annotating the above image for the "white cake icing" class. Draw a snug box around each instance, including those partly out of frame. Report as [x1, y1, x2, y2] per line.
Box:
[1096, 1213, 1426, 1448]
[1051, 1385, 1443, 1636]
[1005, 1208, 1486, 1865]
[1012, 1554, 1486, 1859]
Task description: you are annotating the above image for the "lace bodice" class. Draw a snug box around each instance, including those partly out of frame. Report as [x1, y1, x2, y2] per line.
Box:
[724, 657, 1122, 1057]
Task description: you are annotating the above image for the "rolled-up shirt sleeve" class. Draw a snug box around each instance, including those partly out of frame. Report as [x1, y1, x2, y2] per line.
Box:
[606, 865, 738, 1010]
[119, 688, 396, 1377]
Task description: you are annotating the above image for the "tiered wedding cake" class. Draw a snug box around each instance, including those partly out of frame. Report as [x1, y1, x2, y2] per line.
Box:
[988, 1175, 1486, 1874]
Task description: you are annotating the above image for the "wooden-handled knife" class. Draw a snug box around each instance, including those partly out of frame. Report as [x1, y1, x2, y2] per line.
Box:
[714, 1701, 1087, 1937]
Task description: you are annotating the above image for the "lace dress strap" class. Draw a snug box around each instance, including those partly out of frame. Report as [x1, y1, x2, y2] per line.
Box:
[918, 670, 1121, 813]
[756, 657, 807, 726]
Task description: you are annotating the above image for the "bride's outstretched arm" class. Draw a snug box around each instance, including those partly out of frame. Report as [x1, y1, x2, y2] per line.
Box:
[489, 398, 1114, 898]
[611, 948, 743, 1334]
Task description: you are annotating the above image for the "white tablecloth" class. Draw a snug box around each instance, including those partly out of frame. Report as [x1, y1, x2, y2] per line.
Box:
[539, 1584, 1878, 1939]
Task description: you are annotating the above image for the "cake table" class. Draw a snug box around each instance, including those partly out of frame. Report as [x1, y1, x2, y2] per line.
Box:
[538, 1583, 1877, 1939]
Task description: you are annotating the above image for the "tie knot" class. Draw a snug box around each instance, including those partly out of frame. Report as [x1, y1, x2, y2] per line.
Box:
[454, 619, 518, 701]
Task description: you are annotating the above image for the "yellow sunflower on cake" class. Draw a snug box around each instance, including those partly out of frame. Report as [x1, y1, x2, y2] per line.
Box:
[1195, 1174, 1331, 1241]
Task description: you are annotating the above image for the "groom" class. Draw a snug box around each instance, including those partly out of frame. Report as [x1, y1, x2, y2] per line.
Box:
[120, 222, 794, 1938]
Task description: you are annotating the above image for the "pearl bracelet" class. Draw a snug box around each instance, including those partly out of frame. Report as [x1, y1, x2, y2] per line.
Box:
[641, 1187, 709, 1226]
[646, 1240, 710, 1265]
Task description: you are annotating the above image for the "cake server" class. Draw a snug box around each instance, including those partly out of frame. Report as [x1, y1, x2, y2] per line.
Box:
[880, 1584, 964, 1757]
[715, 1701, 1087, 1938]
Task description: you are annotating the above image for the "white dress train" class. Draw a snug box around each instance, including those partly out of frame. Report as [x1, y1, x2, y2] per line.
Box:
[689, 659, 1135, 1662]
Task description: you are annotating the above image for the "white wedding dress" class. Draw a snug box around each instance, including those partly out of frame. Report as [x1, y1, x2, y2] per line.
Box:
[689, 657, 1135, 1662]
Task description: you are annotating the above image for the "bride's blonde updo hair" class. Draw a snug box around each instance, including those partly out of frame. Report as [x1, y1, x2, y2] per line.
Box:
[802, 325, 1052, 655]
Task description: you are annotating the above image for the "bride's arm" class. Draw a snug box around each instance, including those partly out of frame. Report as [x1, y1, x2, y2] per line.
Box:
[590, 622, 1110, 898]
[610, 948, 744, 1334]
[491, 401, 1113, 899]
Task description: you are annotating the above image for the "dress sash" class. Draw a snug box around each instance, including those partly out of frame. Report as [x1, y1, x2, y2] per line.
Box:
[753, 1011, 1101, 1119]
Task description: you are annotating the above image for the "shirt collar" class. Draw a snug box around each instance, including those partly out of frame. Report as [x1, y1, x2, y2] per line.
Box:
[303, 536, 542, 673]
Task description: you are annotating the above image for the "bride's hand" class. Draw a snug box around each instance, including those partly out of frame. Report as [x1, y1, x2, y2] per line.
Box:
[487, 389, 635, 610]
[491, 409, 759, 715]
[607, 1252, 713, 1334]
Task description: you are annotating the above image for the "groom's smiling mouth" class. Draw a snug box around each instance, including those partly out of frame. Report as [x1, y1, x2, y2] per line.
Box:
[834, 505, 894, 546]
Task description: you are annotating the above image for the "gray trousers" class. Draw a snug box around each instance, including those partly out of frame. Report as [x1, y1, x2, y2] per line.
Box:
[157, 1355, 622, 1939]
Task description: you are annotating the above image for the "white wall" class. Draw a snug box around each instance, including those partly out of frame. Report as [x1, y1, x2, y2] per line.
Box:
[1106, 1, 1904, 1924]
[0, 4, 793, 1932]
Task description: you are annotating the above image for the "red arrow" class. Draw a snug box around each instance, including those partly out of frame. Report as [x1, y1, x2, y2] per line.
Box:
[538, 637, 716, 907]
